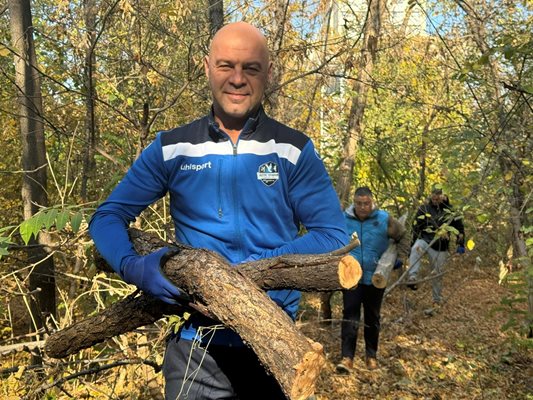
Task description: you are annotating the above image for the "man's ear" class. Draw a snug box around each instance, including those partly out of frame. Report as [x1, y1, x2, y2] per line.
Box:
[204, 55, 210, 78]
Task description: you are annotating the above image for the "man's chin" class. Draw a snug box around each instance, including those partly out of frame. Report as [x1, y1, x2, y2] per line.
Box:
[222, 106, 254, 120]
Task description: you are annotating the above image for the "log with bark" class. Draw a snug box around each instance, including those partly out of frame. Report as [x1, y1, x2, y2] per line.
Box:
[371, 240, 398, 289]
[371, 213, 408, 289]
[45, 229, 361, 400]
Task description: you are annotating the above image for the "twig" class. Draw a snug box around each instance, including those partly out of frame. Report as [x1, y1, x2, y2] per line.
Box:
[0, 340, 45, 356]
[22, 358, 161, 400]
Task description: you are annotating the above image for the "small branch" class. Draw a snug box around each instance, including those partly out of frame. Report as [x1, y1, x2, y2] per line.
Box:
[22, 358, 161, 400]
[0, 340, 45, 356]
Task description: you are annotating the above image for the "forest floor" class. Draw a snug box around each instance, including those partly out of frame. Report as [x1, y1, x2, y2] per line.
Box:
[299, 253, 533, 400]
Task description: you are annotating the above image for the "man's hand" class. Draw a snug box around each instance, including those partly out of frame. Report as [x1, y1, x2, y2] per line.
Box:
[121, 247, 191, 304]
[456, 245, 465, 254]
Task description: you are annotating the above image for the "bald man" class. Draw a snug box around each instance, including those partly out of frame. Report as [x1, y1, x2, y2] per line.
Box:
[90, 22, 348, 399]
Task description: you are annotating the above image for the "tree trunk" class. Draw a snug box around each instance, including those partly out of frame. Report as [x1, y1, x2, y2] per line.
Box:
[80, 0, 98, 202]
[207, 0, 224, 37]
[416, 110, 437, 202]
[335, 0, 385, 208]
[9, 0, 56, 333]
[321, 0, 385, 323]
[458, 1, 532, 335]
[265, 0, 289, 116]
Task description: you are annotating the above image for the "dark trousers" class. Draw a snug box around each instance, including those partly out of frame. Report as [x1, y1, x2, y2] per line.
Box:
[163, 337, 287, 400]
[341, 284, 385, 359]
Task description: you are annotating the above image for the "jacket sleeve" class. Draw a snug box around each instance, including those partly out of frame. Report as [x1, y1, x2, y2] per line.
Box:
[253, 140, 349, 259]
[88, 136, 168, 273]
[388, 216, 410, 260]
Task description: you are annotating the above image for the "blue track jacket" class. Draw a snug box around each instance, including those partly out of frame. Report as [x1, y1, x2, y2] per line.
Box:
[89, 107, 348, 345]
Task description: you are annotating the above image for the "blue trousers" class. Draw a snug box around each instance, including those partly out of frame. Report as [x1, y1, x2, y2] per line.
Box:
[163, 337, 287, 400]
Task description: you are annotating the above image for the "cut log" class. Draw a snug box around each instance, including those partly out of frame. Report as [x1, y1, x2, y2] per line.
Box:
[371, 240, 398, 289]
[371, 213, 408, 289]
[129, 228, 362, 292]
[45, 229, 361, 400]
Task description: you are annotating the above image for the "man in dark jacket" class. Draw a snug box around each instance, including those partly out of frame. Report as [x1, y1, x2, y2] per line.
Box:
[407, 187, 465, 304]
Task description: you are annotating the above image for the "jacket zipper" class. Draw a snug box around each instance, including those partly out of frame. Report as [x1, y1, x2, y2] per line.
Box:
[217, 160, 223, 218]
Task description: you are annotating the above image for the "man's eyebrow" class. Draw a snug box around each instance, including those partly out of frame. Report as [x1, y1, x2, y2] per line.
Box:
[213, 59, 263, 68]
[243, 61, 263, 68]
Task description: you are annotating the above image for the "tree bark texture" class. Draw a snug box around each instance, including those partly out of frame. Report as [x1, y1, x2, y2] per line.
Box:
[335, 0, 385, 208]
[207, 0, 224, 37]
[9, 0, 56, 325]
[371, 240, 397, 289]
[45, 229, 361, 399]
[372, 214, 407, 288]
[80, 0, 98, 202]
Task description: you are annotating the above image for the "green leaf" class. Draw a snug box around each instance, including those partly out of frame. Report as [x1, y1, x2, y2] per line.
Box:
[477, 54, 490, 65]
[70, 212, 83, 234]
[476, 214, 489, 223]
[166, 312, 191, 334]
[19, 218, 40, 245]
[503, 45, 515, 60]
[0, 247, 9, 257]
[43, 209, 58, 230]
[56, 211, 69, 231]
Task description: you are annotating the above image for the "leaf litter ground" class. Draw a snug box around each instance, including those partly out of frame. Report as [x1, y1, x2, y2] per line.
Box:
[298, 254, 532, 400]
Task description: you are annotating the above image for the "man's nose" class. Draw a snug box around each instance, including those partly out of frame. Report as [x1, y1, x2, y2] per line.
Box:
[229, 67, 246, 86]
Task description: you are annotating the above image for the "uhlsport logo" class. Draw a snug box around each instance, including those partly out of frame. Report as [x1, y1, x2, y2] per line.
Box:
[180, 161, 212, 171]
[257, 161, 279, 186]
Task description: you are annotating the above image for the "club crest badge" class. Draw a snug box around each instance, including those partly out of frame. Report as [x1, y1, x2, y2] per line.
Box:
[257, 162, 279, 186]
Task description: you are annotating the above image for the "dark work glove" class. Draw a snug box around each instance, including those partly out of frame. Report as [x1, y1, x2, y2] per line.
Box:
[393, 259, 403, 270]
[456, 245, 465, 254]
[121, 247, 190, 304]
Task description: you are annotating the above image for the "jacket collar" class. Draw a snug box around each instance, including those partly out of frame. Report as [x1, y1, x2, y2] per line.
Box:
[207, 106, 265, 142]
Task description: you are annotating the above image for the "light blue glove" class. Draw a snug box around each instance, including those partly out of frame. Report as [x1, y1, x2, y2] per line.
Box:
[121, 247, 189, 305]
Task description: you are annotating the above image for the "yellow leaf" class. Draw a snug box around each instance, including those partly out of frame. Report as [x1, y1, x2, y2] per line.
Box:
[146, 69, 160, 85]
[0, 46, 10, 57]
[504, 171, 513, 181]
[15, 366, 25, 379]
[466, 239, 475, 251]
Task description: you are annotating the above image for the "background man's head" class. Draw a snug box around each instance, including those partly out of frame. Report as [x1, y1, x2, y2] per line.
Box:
[204, 22, 272, 129]
[353, 186, 375, 220]
[430, 187, 444, 206]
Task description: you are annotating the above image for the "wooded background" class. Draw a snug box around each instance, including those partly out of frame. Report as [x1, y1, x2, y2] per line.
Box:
[0, 0, 531, 399]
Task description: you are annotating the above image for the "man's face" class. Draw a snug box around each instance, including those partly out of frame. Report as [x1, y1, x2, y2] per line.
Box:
[204, 27, 271, 127]
[431, 193, 444, 206]
[354, 195, 373, 220]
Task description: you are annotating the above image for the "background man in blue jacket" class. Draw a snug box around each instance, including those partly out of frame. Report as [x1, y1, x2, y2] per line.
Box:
[336, 187, 410, 373]
[89, 21, 348, 400]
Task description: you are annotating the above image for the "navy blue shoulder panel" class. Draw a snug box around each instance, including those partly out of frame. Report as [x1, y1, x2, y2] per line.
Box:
[159, 116, 212, 146]
[252, 115, 310, 151]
